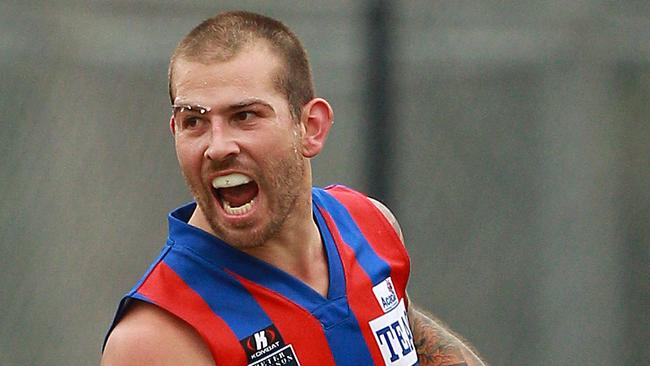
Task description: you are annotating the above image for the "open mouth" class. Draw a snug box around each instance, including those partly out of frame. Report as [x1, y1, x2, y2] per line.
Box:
[211, 173, 259, 216]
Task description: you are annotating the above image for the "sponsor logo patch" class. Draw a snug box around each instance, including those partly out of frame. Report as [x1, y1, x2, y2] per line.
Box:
[240, 324, 287, 363]
[373, 277, 399, 313]
[369, 299, 418, 365]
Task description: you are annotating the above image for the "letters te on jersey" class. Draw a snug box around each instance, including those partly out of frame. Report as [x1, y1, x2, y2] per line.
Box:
[369, 298, 418, 365]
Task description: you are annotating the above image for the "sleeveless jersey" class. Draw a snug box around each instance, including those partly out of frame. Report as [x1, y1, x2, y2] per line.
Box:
[105, 185, 418, 366]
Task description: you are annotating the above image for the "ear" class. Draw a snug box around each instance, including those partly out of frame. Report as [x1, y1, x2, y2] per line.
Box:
[169, 115, 176, 135]
[300, 98, 334, 158]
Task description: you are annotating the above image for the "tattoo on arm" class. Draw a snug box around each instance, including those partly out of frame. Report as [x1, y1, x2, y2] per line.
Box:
[409, 306, 486, 366]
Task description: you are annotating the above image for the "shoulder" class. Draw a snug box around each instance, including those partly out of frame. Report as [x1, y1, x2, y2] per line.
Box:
[101, 300, 214, 366]
[369, 197, 404, 242]
[322, 185, 404, 242]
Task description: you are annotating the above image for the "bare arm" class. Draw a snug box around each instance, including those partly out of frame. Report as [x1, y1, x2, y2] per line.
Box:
[101, 301, 214, 366]
[408, 305, 487, 366]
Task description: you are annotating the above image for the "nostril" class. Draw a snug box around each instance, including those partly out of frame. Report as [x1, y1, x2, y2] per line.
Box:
[204, 139, 240, 161]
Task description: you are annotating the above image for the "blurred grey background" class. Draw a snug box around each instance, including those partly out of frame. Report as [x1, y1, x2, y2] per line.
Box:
[1, 1, 648, 365]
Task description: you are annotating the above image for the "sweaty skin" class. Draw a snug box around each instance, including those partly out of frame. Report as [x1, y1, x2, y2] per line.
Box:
[103, 23, 486, 365]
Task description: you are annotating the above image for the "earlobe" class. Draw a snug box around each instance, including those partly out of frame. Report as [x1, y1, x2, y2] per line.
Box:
[300, 98, 334, 158]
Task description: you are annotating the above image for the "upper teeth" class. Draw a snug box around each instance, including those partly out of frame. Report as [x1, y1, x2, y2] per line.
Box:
[212, 173, 251, 189]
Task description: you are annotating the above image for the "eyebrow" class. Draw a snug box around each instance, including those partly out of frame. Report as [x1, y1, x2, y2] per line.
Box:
[226, 98, 274, 113]
[172, 98, 274, 114]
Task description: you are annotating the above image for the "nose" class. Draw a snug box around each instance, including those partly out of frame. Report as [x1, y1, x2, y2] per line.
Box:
[204, 123, 240, 162]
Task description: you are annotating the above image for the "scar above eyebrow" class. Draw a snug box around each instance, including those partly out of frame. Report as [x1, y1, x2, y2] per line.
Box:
[171, 103, 211, 114]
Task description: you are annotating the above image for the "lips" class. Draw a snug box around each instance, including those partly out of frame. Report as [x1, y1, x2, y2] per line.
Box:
[211, 173, 259, 215]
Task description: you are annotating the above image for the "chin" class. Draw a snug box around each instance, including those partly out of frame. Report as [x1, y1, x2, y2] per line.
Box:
[209, 212, 281, 249]
[212, 226, 270, 249]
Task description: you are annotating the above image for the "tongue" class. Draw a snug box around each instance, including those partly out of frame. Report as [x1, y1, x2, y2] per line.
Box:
[218, 182, 258, 207]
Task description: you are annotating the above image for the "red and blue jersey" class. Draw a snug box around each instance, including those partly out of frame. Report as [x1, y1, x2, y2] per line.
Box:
[106, 185, 418, 365]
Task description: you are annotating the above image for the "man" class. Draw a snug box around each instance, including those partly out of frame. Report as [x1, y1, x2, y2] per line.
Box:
[102, 11, 486, 366]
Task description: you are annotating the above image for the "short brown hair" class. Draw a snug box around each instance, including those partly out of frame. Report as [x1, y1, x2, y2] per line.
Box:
[168, 11, 314, 119]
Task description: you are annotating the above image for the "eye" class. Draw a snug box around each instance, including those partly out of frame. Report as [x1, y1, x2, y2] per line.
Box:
[233, 111, 255, 122]
[180, 115, 206, 132]
[182, 116, 202, 129]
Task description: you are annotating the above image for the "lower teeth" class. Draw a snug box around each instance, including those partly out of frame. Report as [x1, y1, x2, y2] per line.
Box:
[222, 199, 254, 215]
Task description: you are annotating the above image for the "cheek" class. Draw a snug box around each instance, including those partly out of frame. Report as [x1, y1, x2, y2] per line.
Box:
[175, 141, 204, 173]
[265, 128, 299, 152]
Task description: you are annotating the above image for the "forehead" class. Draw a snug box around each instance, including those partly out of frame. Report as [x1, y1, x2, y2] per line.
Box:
[172, 43, 284, 105]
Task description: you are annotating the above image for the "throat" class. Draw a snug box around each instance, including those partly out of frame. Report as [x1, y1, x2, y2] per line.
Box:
[290, 222, 330, 296]
[281, 236, 331, 297]
[303, 269, 330, 297]
[244, 230, 330, 297]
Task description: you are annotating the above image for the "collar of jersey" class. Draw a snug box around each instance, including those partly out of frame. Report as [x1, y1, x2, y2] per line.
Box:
[166, 188, 347, 310]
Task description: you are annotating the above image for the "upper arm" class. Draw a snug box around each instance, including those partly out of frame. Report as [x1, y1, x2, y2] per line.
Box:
[101, 301, 214, 366]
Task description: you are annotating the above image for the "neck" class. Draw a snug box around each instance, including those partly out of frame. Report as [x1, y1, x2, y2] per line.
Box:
[241, 189, 330, 296]
[189, 179, 330, 296]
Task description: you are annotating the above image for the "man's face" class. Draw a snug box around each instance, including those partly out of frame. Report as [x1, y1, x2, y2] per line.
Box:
[170, 44, 308, 249]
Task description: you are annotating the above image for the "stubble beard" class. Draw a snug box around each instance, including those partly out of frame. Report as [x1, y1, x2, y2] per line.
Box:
[184, 137, 307, 249]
